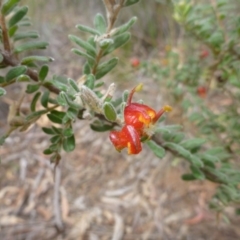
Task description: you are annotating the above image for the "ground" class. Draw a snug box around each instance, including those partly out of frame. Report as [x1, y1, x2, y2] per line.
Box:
[1, 1, 240, 240]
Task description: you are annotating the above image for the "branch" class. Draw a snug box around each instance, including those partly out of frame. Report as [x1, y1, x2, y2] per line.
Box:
[1, 51, 60, 94]
[53, 163, 64, 232]
[0, 6, 11, 52]
[151, 134, 225, 184]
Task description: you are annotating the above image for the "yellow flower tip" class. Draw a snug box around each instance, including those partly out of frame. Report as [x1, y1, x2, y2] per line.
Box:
[127, 142, 133, 154]
[135, 83, 143, 92]
[139, 115, 150, 126]
[163, 105, 172, 112]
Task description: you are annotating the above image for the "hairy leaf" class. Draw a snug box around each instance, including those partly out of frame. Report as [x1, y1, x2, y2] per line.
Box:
[5, 66, 27, 82]
[63, 135, 75, 152]
[1, 0, 20, 16]
[103, 102, 117, 121]
[30, 91, 41, 112]
[14, 41, 48, 53]
[8, 6, 28, 28]
[147, 140, 166, 158]
[94, 13, 106, 34]
[76, 24, 100, 36]
[95, 57, 118, 79]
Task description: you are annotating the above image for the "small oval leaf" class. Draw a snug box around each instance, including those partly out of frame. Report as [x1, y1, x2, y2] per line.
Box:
[8, 6, 28, 28]
[103, 102, 117, 121]
[63, 135, 75, 152]
[147, 140, 166, 158]
[5, 66, 27, 82]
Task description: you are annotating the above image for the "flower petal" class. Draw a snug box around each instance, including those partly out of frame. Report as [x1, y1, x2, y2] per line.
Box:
[124, 103, 156, 130]
[109, 125, 142, 154]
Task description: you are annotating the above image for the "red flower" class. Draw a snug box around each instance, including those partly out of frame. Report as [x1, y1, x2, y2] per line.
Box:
[199, 49, 209, 59]
[130, 57, 140, 68]
[109, 84, 172, 155]
[197, 86, 207, 98]
[124, 84, 172, 134]
[109, 125, 142, 154]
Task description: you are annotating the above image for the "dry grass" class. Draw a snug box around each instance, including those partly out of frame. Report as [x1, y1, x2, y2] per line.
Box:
[1, 1, 240, 240]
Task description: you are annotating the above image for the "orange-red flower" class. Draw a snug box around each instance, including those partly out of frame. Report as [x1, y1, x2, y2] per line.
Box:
[124, 84, 172, 134]
[109, 125, 142, 154]
[109, 84, 172, 155]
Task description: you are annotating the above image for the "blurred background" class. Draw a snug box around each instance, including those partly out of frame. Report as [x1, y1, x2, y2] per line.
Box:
[0, 0, 240, 239]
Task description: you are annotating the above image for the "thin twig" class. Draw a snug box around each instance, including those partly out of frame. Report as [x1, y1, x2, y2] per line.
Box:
[0, 51, 60, 94]
[92, 0, 125, 74]
[53, 162, 64, 232]
[0, 4, 11, 52]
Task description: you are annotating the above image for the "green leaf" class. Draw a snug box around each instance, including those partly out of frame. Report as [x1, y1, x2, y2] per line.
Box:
[14, 31, 39, 41]
[1, 0, 20, 15]
[95, 57, 118, 80]
[43, 148, 54, 155]
[63, 135, 75, 152]
[68, 78, 79, 93]
[103, 102, 117, 121]
[42, 127, 55, 135]
[50, 135, 61, 144]
[8, 6, 28, 28]
[62, 128, 73, 137]
[200, 153, 220, 163]
[21, 56, 54, 65]
[49, 144, 60, 152]
[0, 87, 6, 97]
[112, 17, 137, 36]
[90, 120, 114, 132]
[204, 166, 228, 184]
[94, 13, 106, 34]
[205, 147, 230, 161]
[26, 84, 40, 93]
[30, 91, 41, 111]
[84, 74, 95, 89]
[76, 24, 100, 36]
[122, 90, 129, 102]
[190, 165, 205, 180]
[49, 75, 68, 92]
[51, 126, 62, 134]
[208, 30, 224, 48]
[99, 38, 114, 49]
[180, 138, 206, 151]
[62, 92, 81, 109]
[8, 25, 18, 37]
[0, 54, 3, 63]
[181, 173, 196, 181]
[95, 81, 104, 88]
[16, 74, 30, 82]
[47, 110, 66, 124]
[39, 65, 49, 82]
[71, 48, 95, 63]
[41, 90, 50, 108]
[83, 62, 91, 74]
[69, 35, 96, 57]
[155, 125, 183, 133]
[147, 140, 166, 158]
[26, 109, 47, 121]
[18, 18, 32, 27]
[0, 135, 7, 145]
[124, 0, 140, 7]
[103, 33, 131, 55]
[172, 132, 185, 144]
[0, 76, 5, 83]
[56, 92, 68, 106]
[5, 66, 27, 82]
[14, 41, 48, 53]
[164, 142, 203, 167]
[66, 107, 78, 121]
